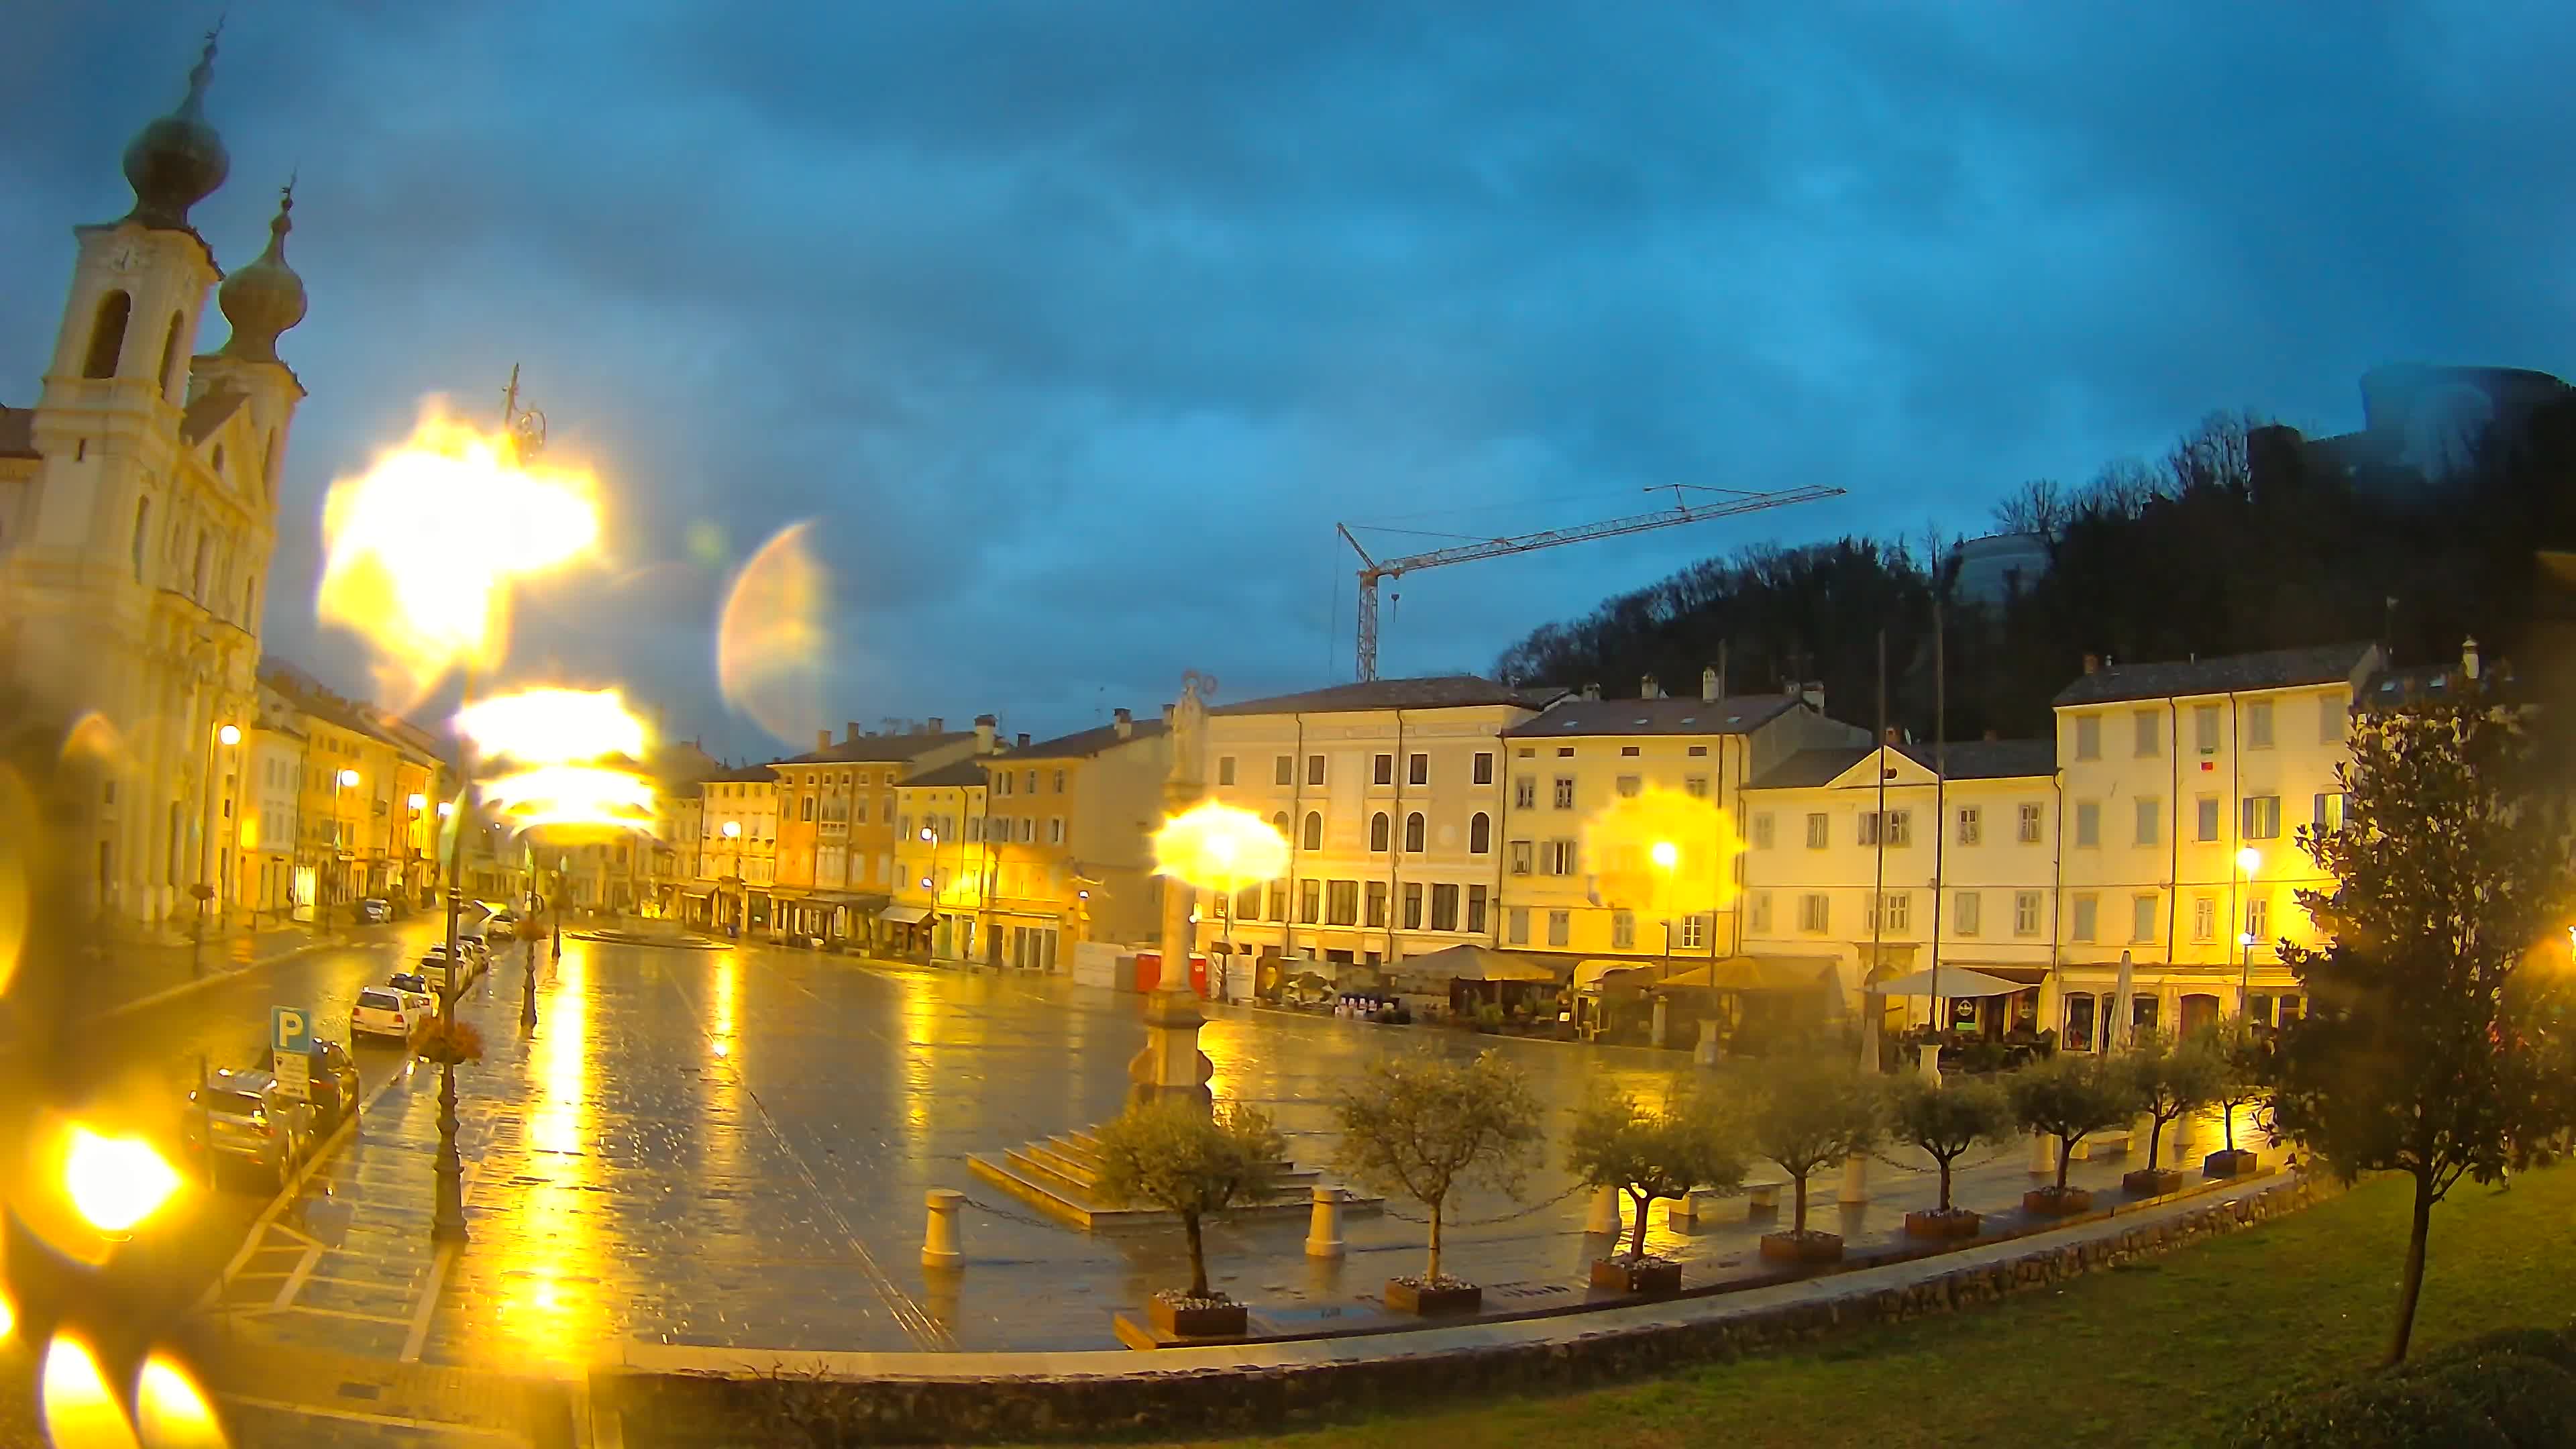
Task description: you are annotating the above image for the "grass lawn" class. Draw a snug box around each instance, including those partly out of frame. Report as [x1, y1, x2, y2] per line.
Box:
[1110, 1163, 2576, 1449]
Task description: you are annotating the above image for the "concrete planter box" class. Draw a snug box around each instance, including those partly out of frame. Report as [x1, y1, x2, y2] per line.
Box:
[1589, 1256, 1683, 1297]
[1903, 1208, 1982, 1240]
[2023, 1186, 2094, 1216]
[1383, 1278, 1483, 1316]
[1759, 1230, 1845, 1264]
[2123, 1167, 2186, 1197]
[1147, 1295, 1247, 1339]
[2203, 1148, 2260, 1179]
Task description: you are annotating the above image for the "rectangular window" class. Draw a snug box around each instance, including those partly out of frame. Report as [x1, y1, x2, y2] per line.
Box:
[1546, 909, 1570, 947]
[1806, 812, 1829, 849]
[1513, 776, 1536, 809]
[2196, 796, 2220, 842]
[1365, 880, 1388, 927]
[1858, 812, 1880, 847]
[1751, 812, 1775, 849]
[1218, 756, 1236, 786]
[1615, 775, 1642, 798]
[2131, 893, 2159, 943]
[1299, 879, 1322, 924]
[1508, 840, 1532, 875]
[1049, 817, 1065, 845]
[1274, 755, 1293, 786]
[2018, 802, 2043, 843]
[1798, 893, 1830, 933]
[1409, 753, 1429, 786]
[1267, 881, 1288, 921]
[2135, 796, 2160, 847]
[1749, 891, 1773, 934]
[2013, 891, 2042, 937]
[2075, 715, 2100, 760]
[1957, 806, 1981, 845]
[1955, 890, 1980, 936]
[1307, 754, 1326, 786]
[1611, 910, 1634, 949]
[2193, 896, 2216, 943]
[998, 773, 1012, 797]
[1326, 879, 1358, 926]
[1684, 775, 1709, 799]
[1544, 839, 1577, 875]
[2246, 702, 2275, 749]
[1552, 777, 1575, 809]
[2243, 795, 2282, 840]
[1887, 810, 1911, 847]
[1373, 753, 1393, 786]
[2135, 709, 2161, 758]
[1506, 906, 1529, 945]
[2072, 894, 2098, 942]
[1430, 883, 1459, 931]
[1678, 913, 1707, 949]
[1403, 882, 1424, 930]
[1473, 752, 1494, 785]
[1870, 892, 1909, 933]
[2246, 894, 2271, 943]
[965, 816, 985, 843]
[2320, 694, 2344, 745]
[800, 796, 815, 821]
[1019, 817, 1036, 843]
[2313, 792, 2347, 832]
[2196, 704, 2221, 753]
[1466, 884, 1487, 934]
[2074, 800, 2100, 847]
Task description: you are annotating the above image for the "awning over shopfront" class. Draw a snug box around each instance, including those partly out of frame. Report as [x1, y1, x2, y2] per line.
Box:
[880, 905, 932, 925]
[1400, 944, 1564, 983]
[1870, 966, 2029, 998]
[1572, 959, 1660, 991]
[806, 892, 890, 912]
[1659, 955, 1842, 992]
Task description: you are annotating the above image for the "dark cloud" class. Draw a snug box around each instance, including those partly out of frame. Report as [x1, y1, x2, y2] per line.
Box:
[3, 3, 2567, 757]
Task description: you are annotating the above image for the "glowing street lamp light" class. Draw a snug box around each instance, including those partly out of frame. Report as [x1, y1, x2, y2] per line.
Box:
[2235, 846, 2263, 1010]
[1154, 801, 1291, 979]
[2235, 846, 2261, 874]
[408, 792, 427, 811]
[217, 724, 241, 747]
[63, 1126, 182, 1237]
[722, 820, 743, 839]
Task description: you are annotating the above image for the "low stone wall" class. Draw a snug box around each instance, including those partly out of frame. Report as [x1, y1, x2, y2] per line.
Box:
[603, 1173, 2336, 1446]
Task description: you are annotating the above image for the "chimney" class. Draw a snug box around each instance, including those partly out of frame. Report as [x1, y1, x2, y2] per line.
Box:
[1701, 666, 1719, 702]
[1640, 674, 1660, 699]
[816, 729, 831, 752]
[1016, 732, 1030, 749]
[1801, 682, 1827, 714]
[2082, 653, 2101, 676]
[2463, 636, 2481, 680]
[926, 716, 946, 735]
[1113, 707, 1134, 740]
[845, 721, 861, 745]
[1582, 682, 1601, 701]
[973, 714, 997, 753]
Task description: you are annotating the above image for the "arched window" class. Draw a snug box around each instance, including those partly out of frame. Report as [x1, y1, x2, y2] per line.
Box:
[1469, 812, 1492, 854]
[1369, 812, 1390, 852]
[84, 291, 131, 379]
[157, 311, 184, 400]
[1301, 811, 1322, 851]
[191, 531, 209, 600]
[211, 443, 225, 478]
[1271, 810, 1290, 838]
[1403, 812, 1426, 853]
[129, 497, 150, 581]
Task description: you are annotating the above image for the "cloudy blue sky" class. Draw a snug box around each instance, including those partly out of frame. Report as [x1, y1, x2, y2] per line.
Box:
[5, 3, 2569, 758]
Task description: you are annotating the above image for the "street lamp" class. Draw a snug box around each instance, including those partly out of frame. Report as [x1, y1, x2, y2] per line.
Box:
[2235, 846, 2261, 1011]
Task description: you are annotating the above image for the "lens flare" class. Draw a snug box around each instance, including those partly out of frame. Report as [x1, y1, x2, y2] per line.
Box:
[0, 1283, 15, 1341]
[716, 521, 831, 747]
[479, 765, 658, 835]
[134, 1354, 225, 1449]
[1153, 802, 1291, 892]
[316, 400, 604, 709]
[1579, 786, 1744, 920]
[456, 688, 648, 766]
[41, 1334, 138, 1449]
[64, 1127, 182, 1236]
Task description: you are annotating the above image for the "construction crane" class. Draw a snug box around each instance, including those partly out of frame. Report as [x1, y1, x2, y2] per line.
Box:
[1337, 483, 1847, 681]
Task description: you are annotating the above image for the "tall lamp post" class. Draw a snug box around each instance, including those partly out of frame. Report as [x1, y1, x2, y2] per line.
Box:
[553, 853, 568, 961]
[2235, 846, 2262, 1014]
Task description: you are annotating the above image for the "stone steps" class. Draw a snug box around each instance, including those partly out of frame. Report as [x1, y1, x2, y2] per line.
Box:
[967, 1131, 1377, 1230]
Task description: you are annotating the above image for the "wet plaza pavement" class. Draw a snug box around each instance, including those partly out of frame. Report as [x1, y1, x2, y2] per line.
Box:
[200, 930, 2273, 1368]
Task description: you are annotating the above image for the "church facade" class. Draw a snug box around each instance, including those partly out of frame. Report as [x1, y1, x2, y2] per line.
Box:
[0, 33, 309, 926]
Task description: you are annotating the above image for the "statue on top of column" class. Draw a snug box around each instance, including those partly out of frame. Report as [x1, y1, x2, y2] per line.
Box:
[1171, 669, 1216, 792]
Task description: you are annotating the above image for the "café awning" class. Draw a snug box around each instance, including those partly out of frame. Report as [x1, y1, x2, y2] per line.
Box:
[1402, 944, 1565, 983]
[1573, 959, 1660, 991]
[880, 905, 932, 925]
[1869, 966, 2029, 998]
[1659, 955, 1842, 992]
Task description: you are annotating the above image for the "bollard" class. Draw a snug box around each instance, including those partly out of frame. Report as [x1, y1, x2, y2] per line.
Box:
[1585, 1184, 1621, 1237]
[1693, 1021, 1720, 1067]
[922, 1188, 963, 1269]
[1303, 1185, 1346, 1259]
[1837, 1153, 1869, 1205]
[2029, 1130, 2055, 1175]
[1916, 1048, 1943, 1087]
[1668, 1189, 1702, 1230]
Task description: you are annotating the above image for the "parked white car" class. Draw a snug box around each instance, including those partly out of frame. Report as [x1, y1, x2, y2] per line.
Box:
[351, 986, 427, 1042]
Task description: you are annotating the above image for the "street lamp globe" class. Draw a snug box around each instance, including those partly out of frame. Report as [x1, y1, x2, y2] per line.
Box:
[217, 724, 241, 746]
[1650, 840, 1680, 869]
[337, 768, 360, 788]
[722, 820, 742, 839]
[2235, 846, 2261, 874]
[407, 793, 427, 811]
[437, 801, 455, 816]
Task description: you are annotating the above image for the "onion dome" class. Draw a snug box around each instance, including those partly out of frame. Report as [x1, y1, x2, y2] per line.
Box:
[219, 184, 307, 363]
[121, 30, 229, 230]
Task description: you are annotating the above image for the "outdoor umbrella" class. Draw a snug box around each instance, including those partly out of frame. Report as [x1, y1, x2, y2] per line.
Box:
[1868, 966, 2029, 998]
[2112, 949, 2135, 1053]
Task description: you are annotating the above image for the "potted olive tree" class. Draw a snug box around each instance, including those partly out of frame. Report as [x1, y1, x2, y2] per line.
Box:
[1743, 1055, 1884, 1263]
[2125, 1031, 2223, 1196]
[2010, 1052, 2139, 1216]
[1332, 1050, 1545, 1316]
[1887, 1075, 2015, 1239]
[1091, 1098, 1284, 1339]
[2203, 1016, 2271, 1178]
[1566, 1081, 1744, 1297]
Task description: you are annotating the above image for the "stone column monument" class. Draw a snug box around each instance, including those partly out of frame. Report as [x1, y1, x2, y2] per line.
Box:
[1128, 671, 1216, 1112]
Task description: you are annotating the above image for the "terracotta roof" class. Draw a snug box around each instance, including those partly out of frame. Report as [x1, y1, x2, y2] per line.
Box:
[1748, 738, 2055, 790]
[774, 731, 975, 765]
[1502, 694, 1800, 738]
[0, 406, 34, 458]
[1212, 675, 1561, 716]
[180, 387, 246, 445]
[2051, 642, 2379, 707]
[904, 757, 990, 789]
[1010, 718, 1169, 759]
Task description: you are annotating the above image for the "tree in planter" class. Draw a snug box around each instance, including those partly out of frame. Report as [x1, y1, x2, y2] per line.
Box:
[1331, 1051, 1545, 1297]
[2203, 1016, 2273, 1164]
[2129, 1030, 2225, 1177]
[2268, 671, 2576, 1366]
[1564, 1080, 1746, 1264]
[1885, 1075, 2014, 1228]
[1739, 1055, 1884, 1248]
[1091, 1099, 1283, 1306]
[2009, 1051, 2139, 1200]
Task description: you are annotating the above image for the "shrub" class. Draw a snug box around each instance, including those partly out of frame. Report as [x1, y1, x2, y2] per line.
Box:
[1566, 1080, 1746, 1261]
[1332, 1050, 1545, 1284]
[2402, 1328, 2576, 1377]
[417, 1018, 484, 1065]
[2412, 1353, 2576, 1448]
[2232, 1375, 2510, 1448]
[1091, 1099, 1284, 1301]
[1737, 1055, 1883, 1236]
[2010, 1051, 2139, 1191]
[1886, 1075, 2014, 1214]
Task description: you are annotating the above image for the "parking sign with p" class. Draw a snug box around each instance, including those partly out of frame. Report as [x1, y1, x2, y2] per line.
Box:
[271, 1006, 311, 1056]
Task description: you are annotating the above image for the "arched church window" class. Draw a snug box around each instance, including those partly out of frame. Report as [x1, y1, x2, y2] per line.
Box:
[84, 292, 131, 379]
[211, 444, 225, 477]
[191, 531, 208, 600]
[263, 431, 279, 501]
[1302, 811, 1323, 851]
[130, 498, 150, 582]
[157, 312, 184, 401]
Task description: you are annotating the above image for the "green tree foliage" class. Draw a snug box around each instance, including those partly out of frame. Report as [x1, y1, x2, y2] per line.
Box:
[2132, 1030, 2226, 1171]
[1091, 1099, 1284, 1301]
[1738, 1055, 1884, 1236]
[1885, 1075, 2015, 1214]
[1332, 1050, 1546, 1284]
[1564, 1081, 1747, 1261]
[2010, 1053, 2140, 1192]
[2270, 676, 2576, 1365]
